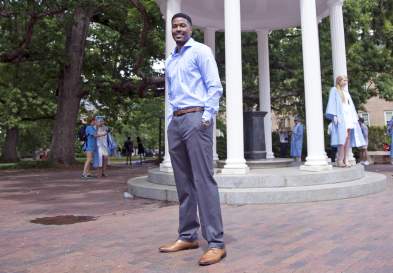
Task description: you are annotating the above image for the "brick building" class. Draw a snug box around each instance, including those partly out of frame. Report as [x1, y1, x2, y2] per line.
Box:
[359, 96, 393, 127]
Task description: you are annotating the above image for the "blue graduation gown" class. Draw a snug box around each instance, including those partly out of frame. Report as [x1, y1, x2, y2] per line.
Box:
[290, 123, 304, 157]
[93, 131, 117, 168]
[325, 87, 366, 147]
[387, 119, 393, 158]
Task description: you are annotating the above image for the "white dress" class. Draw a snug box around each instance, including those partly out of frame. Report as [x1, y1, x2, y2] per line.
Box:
[97, 126, 109, 156]
[342, 90, 357, 130]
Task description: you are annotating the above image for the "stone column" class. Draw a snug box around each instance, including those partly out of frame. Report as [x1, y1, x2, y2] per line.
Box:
[204, 27, 219, 163]
[329, 0, 347, 81]
[328, 0, 356, 164]
[221, 0, 249, 174]
[257, 29, 275, 159]
[160, 0, 181, 172]
[299, 0, 331, 171]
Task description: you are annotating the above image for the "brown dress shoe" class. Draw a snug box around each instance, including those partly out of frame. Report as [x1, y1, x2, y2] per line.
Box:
[198, 248, 226, 266]
[159, 240, 199, 253]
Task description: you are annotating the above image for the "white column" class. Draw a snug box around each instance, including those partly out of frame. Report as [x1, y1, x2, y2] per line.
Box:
[257, 29, 275, 159]
[160, 0, 181, 172]
[329, 0, 347, 81]
[221, 0, 249, 174]
[204, 27, 219, 163]
[299, 0, 331, 171]
[328, 0, 356, 165]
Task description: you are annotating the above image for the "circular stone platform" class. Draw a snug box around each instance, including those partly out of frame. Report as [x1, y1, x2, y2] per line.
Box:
[217, 158, 294, 169]
[128, 165, 387, 204]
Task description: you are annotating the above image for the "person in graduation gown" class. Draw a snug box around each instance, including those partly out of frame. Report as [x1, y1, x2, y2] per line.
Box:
[387, 116, 393, 164]
[290, 116, 304, 162]
[325, 75, 366, 167]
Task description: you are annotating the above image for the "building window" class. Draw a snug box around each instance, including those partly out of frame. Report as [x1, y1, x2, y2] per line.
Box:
[384, 111, 393, 126]
[359, 112, 370, 126]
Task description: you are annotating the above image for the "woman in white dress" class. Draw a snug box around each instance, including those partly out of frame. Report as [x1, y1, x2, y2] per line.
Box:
[96, 119, 109, 177]
[325, 75, 366, 167]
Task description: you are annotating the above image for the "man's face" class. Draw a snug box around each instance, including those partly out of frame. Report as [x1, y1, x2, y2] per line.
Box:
[172, 17, 192, 46]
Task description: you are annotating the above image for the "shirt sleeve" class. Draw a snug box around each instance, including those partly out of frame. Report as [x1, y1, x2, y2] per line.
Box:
[197, 46, 223, 121]
[166, 72, 174, 123]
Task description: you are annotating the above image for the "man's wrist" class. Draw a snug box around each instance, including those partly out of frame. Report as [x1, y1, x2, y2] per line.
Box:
[202, 111, 212, 122]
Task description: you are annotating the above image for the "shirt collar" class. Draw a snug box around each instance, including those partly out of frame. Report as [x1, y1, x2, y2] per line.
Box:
[171, 37, 195, 55]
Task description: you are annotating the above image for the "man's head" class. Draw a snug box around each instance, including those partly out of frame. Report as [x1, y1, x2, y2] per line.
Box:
[171, 13, 192, 48]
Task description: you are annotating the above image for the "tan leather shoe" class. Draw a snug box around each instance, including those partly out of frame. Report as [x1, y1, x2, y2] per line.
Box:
[159, 240, 199, 253]
[198, 248, 226, 266]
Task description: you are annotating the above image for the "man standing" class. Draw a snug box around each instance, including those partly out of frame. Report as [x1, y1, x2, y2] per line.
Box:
[159, 13, 225, 266]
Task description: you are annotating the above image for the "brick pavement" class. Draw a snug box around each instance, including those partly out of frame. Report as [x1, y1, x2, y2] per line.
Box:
[1, 163, 393, 273]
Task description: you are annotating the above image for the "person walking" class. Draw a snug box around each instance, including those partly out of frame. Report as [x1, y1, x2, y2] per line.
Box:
[158, 13, 225, 266]
[136, 136, 145, 164]
[81, 116, 97, 179]
[358, 118, 369, 165]
[124, 137, 134, 166]
[290, 116, 304, 162]
[325, 75, 366, 167]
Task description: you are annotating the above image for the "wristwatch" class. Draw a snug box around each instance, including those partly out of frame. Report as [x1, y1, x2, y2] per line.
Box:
[201, 119, 211, 128]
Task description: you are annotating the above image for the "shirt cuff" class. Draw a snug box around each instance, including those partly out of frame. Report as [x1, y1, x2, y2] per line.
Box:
[202, 110, 213, 121]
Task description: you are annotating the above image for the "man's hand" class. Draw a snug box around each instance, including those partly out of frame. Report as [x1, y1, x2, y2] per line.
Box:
[201, 119, 211, 128]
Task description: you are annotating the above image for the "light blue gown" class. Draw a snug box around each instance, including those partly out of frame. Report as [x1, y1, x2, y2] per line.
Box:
[290, 123, 304, 158]
[325, 87, 365, 147]
[93, 130, 117, 168]
[387, 119, 393, 158]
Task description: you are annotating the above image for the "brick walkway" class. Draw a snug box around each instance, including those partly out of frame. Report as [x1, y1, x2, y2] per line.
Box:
[1, 163, 393, 273]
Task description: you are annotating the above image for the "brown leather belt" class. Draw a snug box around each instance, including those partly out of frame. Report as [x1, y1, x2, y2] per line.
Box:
[173, 107, 204, 117]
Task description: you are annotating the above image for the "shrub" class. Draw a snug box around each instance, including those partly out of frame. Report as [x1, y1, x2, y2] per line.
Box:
[368, 126, 390, 151]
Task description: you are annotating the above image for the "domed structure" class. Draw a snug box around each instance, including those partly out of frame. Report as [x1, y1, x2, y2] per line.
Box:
[128, 0, 387, 204]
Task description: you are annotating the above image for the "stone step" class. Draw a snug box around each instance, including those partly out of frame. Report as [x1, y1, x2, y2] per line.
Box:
[217, 158, 294, 169]
[128, 172, 387, 204]
[147, 165, 365, 188]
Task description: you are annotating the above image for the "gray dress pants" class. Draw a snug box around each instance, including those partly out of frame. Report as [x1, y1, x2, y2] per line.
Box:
[168, 111, 224, 249]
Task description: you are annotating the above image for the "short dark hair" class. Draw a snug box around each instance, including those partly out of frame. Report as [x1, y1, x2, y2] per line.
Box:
[172, 12, 192, 26]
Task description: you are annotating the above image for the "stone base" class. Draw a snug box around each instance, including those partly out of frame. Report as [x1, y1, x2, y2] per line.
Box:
[159, 161, 173, 173]
[299, 164, 333, 172]
[128, 165, 387, 204]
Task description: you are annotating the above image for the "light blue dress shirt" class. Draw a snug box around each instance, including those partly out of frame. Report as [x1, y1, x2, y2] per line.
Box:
[165, 38, 223, 122]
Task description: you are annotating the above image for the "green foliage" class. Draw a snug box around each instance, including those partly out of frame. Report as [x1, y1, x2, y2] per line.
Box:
[0, 160, 55, 170]
[368, 126, 390, 151]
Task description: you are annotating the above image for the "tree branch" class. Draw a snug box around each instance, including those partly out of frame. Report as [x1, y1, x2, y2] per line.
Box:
[21, 115, 55, 122]
[0, 7, 66, 63]
[128, 0, 152, 79]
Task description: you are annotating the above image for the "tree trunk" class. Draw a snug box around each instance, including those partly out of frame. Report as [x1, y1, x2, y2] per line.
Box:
[50, 7, 93, 165]
[1, 127, 19, 163]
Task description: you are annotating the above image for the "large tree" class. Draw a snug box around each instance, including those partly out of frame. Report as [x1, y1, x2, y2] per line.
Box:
[0, 0, 164, 164]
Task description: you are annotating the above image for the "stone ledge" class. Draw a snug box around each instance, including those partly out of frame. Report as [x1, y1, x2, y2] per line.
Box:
[128, 172, 387, 204]
[147, 165, 365, 188]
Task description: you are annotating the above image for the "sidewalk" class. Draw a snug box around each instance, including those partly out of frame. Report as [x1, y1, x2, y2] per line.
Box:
[0, 164, 393, 273]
